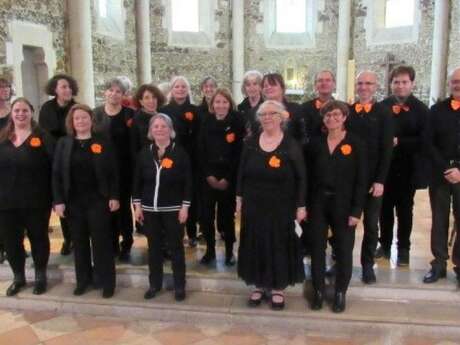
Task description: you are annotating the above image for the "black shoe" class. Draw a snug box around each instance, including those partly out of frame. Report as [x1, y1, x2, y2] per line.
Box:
[225, 255, 236, 266]
[118, 250, 131, 263]
[33, 270, 47, 295]
[6, 280, 26, 297]
[188, 238, 197, 248]
[102, 287, 114, 298]
[200, 251, 216, 265]
[423, 268, 446, 283]
[325, 264, 336, 277]
[174, 288, 186, 301]
[332, 292, 346, 313]
[60, 241, 73, 256]
[270, 292, 285, 311]
[144, 287, 160, 300]
[375, 246, 390, 259]
[247, 290, 265, 307]
[73, 284, 89, 296]
[397, 249, 409, 267]
[362, 267, 377, 284]
[0, 251, 5, 264]
[311, 290, 323, 310]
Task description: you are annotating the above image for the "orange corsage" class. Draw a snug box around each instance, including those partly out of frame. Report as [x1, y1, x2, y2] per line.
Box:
[184, 111, 194, 121]
[29, 137, 42, 148]
[91, 143, 103, 154]
[268, 155, 281, 168]
[226, 132, 235, 143]
[161, 157, 174, 169]
[340, 144, 352, 156]
[126, 118, 133, 128]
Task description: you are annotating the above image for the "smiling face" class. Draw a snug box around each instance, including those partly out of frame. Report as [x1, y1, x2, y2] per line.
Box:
[262, 79, 284, 102]
[104, 84, 124, 106]
[72, 109, 92, 136]
[150, 117, 171, 143]
[212, 93, 231, 118]
[449, 68, 460, 100]
[11, 100, 33, 129]
[258, 103, 283, 132]
[202, 79, 217, 101]
[139, 90, 158, 113]
[55, 79, 73, 103]
[391, 73, 414, 99]
[323, 108, 346, 132]
[356, 72, 378, 103]
[171, 79, 189, 103]
[244, 77, 262, 99]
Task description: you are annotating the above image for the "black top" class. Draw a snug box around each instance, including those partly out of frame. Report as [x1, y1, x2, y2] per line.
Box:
[307, 132, 367, 218]
[381, 95, 430, 188]
[427, 97, 460, 184]
[39, 98, 76, 140]
[237, 134, 306, 208]
[53, 135, 119, 205]
[130, 109, 154, 158]
[196, 98, 211, 125]
[0, 114, 9, 131]
[198, 111, 245, 181]
[0, 129, 54, 210]
[132, 141, 192, 212]
[70, 138, 99, 201]
[300, 98, 328, 143]
[237, 97, 264, 137]
[346, 101, 394, 186]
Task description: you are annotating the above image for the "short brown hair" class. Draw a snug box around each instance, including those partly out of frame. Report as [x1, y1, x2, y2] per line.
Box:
[65, 104, 95, 136]
[45, 74, 79, 96]
[320, 100, 350, 118]
[208, 88, 235, 114]
[262, 73, 286, 93]
[390, 65, 416, 82]
[134, 84, 166, 110]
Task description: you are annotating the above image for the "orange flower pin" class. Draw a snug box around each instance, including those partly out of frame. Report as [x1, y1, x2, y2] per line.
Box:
[161, 157, 174, 169]
[184, 111, 194, 121]
[340, 144, 352, 156]
[268, 155, 281, 168]
[126, 118, 133, 128]
[91, 143, 103, 154]
[29, 137, 42, 148]
[226, 132, 235, 143]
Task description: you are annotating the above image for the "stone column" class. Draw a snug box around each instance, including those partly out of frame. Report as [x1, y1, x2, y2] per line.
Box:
[136, 0, 152, 84]
[429, 0, 450, 105]
[232, 0, 244, 103]
[336, 0, 352, 101]
[68, 0, 95, 107]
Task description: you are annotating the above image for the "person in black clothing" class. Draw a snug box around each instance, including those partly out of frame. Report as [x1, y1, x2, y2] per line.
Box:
[196, 76, 218, 124]
[237, 70, 263, 136]
[307, 101, 367, 313]
[39, 74, 78, 256]
[198, 88, 244, 266]
[237, 100, 306, 311]
[133, 113, 191, 301]
[423, 67, 460, 287]
[53, 104, 119, 298]
[0, 98, 54, 296]
[160, 76, 200, 248]
[94, 78, 135, 262]
[0, 77, 13, 263]
[347, 71, 394, 284]
[378, 66, 429, 267]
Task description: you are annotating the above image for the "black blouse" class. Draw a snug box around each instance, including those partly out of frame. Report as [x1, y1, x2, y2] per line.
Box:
[39, 98, 76, 140]
[0, 115, 9, 131]
[69, 139, 99, 201]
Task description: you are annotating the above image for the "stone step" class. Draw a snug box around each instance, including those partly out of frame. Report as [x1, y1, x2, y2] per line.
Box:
[0, 280, 460, 334]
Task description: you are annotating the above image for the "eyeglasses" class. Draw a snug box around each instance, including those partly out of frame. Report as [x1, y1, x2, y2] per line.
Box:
[258, 111, 279, 117]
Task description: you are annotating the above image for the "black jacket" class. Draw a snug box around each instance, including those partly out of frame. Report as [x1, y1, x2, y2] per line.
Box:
[381, 95, 430, 189]
[130, 109, 154, 158]
[300, 98, 328, 143]
[0, 128, 54, 210]
[132, 141, 192, 212]
[39, 98, 76, 140]
[52, 135, 119, 204]
[346, 101, 394, 186]
[307, 132, 367, 218]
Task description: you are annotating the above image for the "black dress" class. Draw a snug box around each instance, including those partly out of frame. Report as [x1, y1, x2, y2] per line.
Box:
[237, 134, 306, 290]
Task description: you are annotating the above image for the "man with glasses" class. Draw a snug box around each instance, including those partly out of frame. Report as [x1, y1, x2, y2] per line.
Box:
[346, 71, 394, 284]
[424, 67, 460, 287]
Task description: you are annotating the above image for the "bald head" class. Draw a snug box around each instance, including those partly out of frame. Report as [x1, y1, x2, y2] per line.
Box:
[449, 67, 460, 100]
[356, 71, 378, 103]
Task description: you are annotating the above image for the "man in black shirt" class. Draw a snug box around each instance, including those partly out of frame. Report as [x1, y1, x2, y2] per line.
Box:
[424, 67, 460, 287]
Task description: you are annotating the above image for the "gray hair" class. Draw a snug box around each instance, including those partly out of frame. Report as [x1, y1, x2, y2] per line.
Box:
[147, 113, 176, 140]
[104, 78, 127, 94]
[116, 76, 133, 93]
[241, 70, 263, 95]
[256, 100, 288, 130]
[314, 70, 336, 83]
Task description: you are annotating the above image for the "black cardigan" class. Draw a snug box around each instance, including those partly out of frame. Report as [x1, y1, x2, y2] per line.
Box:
[132, 141, 192, 212]
[306, 132, 368, 218]
[52, 135, 119, 205]
[39, 98, 76, 140]
[0, 128, 55, 210]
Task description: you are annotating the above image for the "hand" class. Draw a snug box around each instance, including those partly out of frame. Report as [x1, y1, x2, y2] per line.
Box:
[109, 199, 120, 212]
[54, 204, 66, 218]
[444, 168, 460, 184]
[236, 196, 242, 214]
[178, 206, 189, 224]
[216, 178, 229, 191]
[296, 207, 307, 223]
[393, 137, 398, 147]
[206, 176, 220, 189]
[348, 216, 360, 227]
[369, 182, 384, 197]
[134, 205, 144, 225]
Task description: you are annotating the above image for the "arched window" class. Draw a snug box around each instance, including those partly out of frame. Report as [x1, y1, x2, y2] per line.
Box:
[276, 0, 306, 33]
[95, 0, 125, 39]
[171, 0, 199, 32]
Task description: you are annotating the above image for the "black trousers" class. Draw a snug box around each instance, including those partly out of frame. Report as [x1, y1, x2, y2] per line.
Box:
[360, 193, 383, 268]
[67, 197, 115, 290]
[379, 176, 416, 251]
[0, 208, 50, 276]
[144, 211, 186, 290]
[429, 182, 460, 271]
[201, 183, 236, 250]
[310, 194, 355, 293]
[111, 190, 133, 253]
[60, 216, 72, 244]
[186, 192, 198, 240]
